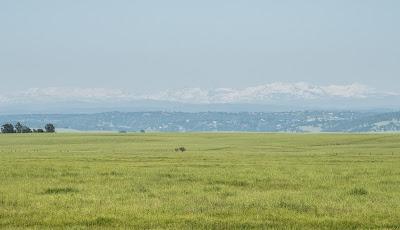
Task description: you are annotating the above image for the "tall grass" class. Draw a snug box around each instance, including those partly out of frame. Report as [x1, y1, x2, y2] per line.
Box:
[0, 133, 399, 228]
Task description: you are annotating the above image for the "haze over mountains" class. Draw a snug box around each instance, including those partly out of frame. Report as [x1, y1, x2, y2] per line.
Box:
[1, 82, 399, 132]
[0, 83, 399, 114]
[0, 83, 400, 133]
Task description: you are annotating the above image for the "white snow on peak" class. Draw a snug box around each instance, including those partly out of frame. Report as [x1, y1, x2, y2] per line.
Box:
[0, 83, 394, 105]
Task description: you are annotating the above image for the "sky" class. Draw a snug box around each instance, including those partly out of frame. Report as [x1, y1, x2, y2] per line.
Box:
[0, 0, 399, 97]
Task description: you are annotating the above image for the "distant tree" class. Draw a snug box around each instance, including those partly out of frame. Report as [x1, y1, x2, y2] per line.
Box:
[21, 125, 32, 133]
[37, 129, 44, 133]
[140, 129, 146, 133]
[18, 122, 32, 133]
[1, 123, 15, 133]
[14, 122, 32, 133]
[174, 147, 187, 152]
[45, 123, 55, 133]
[179, 147, 186, 152]
[15, 122, 23, 133]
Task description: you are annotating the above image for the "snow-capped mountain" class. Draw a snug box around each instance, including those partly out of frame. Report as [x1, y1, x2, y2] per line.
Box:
[0, 83, 399, 114]
[143, 83, 376, 104]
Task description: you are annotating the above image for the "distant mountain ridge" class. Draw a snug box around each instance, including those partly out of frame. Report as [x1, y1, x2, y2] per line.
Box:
[1, 83, 399, 114]
[1, 111, 400, 133]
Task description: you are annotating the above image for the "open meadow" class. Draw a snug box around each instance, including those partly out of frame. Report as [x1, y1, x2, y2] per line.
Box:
[0, 133, 399, 229]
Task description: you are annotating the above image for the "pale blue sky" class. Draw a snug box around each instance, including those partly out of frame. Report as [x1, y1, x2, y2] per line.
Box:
[0, 0, 399, 94]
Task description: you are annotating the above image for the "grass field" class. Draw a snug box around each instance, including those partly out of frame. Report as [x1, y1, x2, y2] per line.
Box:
[0, 133, 399, 229]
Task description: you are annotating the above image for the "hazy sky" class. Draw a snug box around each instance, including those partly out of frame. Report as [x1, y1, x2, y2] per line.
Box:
[1, 0, 399, 94]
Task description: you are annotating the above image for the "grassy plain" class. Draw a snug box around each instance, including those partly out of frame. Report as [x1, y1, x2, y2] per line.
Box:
[0, 133, 399, 229]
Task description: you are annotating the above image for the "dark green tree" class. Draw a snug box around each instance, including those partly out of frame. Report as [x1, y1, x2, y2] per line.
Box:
[1, 123, 15, 133]
[45, 123, 55, 133]
[15, 122, 23, 133]
[21, 125, 32, 133]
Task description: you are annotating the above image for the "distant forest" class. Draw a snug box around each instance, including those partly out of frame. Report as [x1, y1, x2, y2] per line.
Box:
[1, 122, 55, 134]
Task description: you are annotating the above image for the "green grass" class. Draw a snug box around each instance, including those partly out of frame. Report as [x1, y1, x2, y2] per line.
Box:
[0, 133, 399, 229]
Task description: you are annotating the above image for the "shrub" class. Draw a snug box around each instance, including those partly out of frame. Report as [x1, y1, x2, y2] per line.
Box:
[349, 187, 368, 196]
[175, 147, 187, 152]
[44, 187, 78, 194]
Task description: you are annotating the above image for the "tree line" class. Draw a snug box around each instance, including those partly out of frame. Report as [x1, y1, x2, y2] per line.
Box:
[1, 122, 55, 134]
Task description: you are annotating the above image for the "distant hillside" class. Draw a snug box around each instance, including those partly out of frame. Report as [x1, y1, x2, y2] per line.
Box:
[326, 112, 400, 132]
[2, 111, 400, 133]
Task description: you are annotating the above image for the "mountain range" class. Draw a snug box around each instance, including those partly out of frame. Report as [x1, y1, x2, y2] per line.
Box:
[0, 83, 399, 114]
